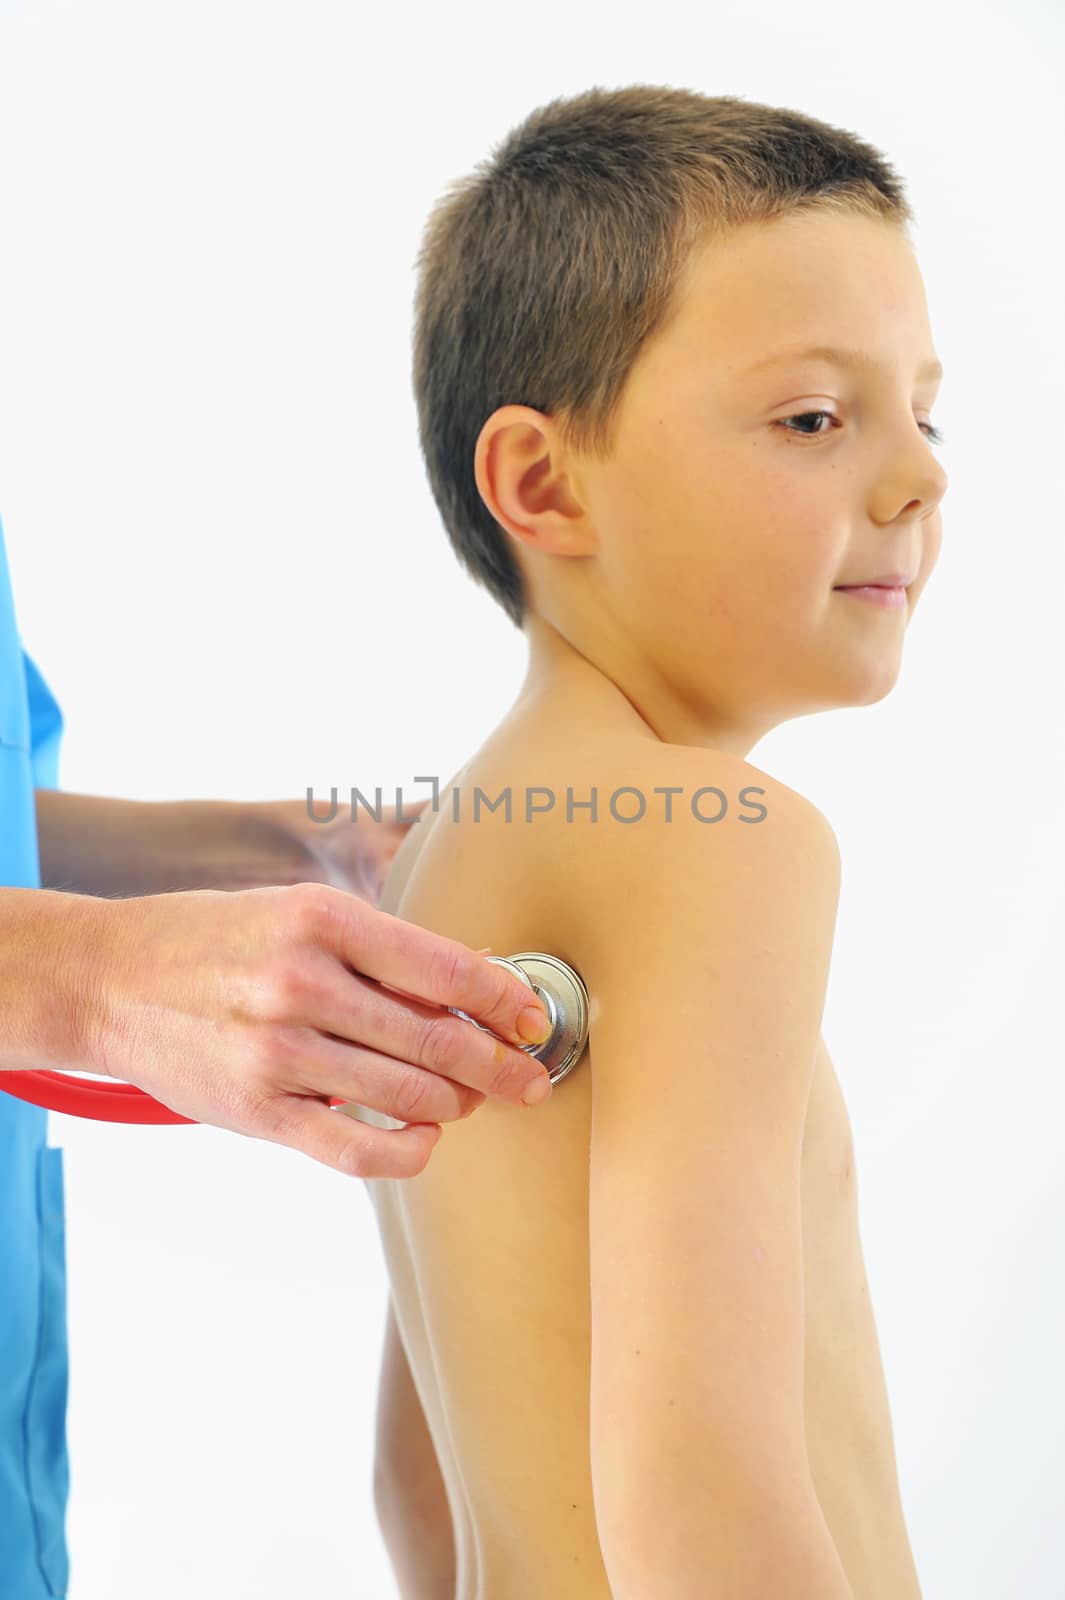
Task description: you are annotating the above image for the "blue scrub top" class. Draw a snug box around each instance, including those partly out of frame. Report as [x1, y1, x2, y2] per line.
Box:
[0, 513, 70, 1599]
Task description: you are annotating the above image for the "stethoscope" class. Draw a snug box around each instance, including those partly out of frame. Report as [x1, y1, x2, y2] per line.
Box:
[0, 952, 590, 1125]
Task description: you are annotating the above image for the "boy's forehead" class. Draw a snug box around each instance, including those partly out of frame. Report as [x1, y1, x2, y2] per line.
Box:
[682, 209, 920, 297]
[664, 214, 935, 383]
[735, 341, 943, 384]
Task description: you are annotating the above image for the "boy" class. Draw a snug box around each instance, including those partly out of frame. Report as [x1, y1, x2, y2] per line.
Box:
[357, 85, 945, 1597]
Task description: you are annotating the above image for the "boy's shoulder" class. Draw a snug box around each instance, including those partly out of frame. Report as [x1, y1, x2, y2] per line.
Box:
[516, 732, 835, 853]
[488, 731, 839, 956]
[540, 732, 837, 1004]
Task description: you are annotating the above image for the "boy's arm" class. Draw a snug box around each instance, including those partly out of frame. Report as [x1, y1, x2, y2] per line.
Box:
[580, 756, 854, 1599]
[372, 1297, 457, 1600]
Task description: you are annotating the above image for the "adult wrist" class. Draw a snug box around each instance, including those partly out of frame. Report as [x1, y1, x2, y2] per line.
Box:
[0, 888, 114, 1074]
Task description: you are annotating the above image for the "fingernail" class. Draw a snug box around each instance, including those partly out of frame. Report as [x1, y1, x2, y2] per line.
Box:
[521, 1073, 552, 1107]
[517, 1004, 552, 1044]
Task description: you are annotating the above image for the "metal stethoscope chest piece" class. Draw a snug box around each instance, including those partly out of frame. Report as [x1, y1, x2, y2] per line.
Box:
[449, 952, 590, 1086]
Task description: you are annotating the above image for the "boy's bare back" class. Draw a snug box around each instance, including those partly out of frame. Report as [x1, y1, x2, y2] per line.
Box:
[361, 672, 922, 1598]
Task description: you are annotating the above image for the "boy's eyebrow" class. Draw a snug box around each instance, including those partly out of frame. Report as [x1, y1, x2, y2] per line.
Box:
[739, 344, 944, 382]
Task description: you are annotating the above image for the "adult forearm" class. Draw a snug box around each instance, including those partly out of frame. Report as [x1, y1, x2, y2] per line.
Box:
[0, 887, 100, 1072]
[34, 790, 315, 897]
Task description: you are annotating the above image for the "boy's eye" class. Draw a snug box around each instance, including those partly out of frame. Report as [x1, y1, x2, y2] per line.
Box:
[775, 410, 945, 445]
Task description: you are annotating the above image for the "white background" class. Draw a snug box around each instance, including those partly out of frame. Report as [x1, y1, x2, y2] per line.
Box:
[1, 1, 1062, 1596]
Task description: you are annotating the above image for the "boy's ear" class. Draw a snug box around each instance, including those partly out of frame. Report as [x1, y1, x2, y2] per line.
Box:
[474, 404, 599, 557]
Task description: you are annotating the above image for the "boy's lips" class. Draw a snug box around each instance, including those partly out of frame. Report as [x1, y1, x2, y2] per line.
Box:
[834, 583, 909, 610]
[834, 570, 916, 589]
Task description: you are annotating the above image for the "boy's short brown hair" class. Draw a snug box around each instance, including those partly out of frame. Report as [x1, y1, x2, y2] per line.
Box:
[412, 85, 915, 628]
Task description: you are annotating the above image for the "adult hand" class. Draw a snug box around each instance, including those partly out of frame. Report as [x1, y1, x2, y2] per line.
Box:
[67, 882, 554, 1178]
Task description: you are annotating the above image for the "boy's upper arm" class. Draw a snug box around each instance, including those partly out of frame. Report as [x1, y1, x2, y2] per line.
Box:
[579, 755, 842, 1585]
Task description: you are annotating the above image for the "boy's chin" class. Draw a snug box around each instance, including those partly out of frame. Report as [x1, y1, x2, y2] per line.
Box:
[833, 656, 904, 708]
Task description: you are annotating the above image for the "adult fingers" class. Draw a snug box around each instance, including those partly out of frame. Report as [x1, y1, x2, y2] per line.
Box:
[277, 956, 548, 1109]
[308, 892, 554, 1073]
[260, 1093, 443, 1180]
[261, 1022, 487, 1125]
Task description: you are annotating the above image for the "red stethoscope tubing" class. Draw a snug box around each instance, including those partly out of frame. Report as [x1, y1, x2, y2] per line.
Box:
[0, 1071, 347, 1125]
[0, 1071, 196, 1123]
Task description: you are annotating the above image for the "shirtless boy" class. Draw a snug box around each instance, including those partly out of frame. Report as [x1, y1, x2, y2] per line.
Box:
[356, 85, 945, 1598]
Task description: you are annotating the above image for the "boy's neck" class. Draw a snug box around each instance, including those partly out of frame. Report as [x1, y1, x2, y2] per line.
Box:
[518, 610, 766, 758]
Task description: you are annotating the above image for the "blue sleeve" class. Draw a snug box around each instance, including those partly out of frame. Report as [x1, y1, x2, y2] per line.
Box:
[21, 648, 64, 792]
